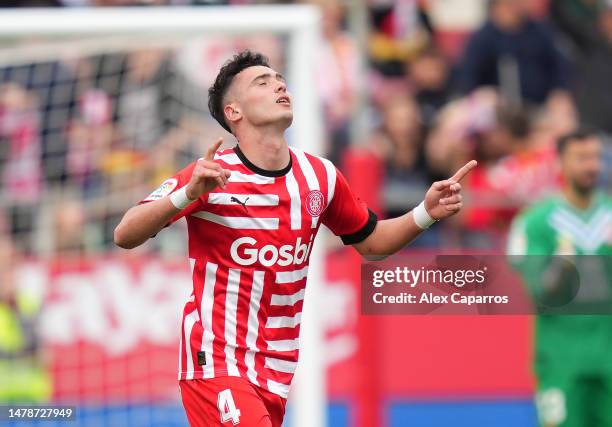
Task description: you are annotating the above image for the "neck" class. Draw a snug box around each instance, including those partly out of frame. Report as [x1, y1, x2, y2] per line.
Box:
[492, 16, 524, 32]
[509, 138, 528, 154]
[563, 185, 594, 211]
[235, 126, 290, 171]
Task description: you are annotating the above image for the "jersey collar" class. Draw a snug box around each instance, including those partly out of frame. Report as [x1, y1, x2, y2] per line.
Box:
[234, 145, 292, 178]
[559, 191, 605, 215]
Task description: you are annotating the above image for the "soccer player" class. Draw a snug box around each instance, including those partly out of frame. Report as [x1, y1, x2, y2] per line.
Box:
[508, 129, 612, 427]
[114, 51, 476, 427]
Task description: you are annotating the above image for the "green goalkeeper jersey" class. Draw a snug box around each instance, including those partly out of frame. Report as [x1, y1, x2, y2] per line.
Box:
[507, 192, 612, 375]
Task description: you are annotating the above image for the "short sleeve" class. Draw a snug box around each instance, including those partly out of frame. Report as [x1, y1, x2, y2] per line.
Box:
[507, 213, 555, 257]
[321, 167, 377, 245]
[139, 162, 203, 225]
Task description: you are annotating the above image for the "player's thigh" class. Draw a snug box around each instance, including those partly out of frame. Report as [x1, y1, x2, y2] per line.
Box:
[180, 377, 271, 426]
[254, 385, 287, 427]
[535, 373, 588, 427]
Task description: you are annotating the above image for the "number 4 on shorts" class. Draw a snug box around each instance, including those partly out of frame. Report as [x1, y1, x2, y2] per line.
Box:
[218, 388, 241, 425]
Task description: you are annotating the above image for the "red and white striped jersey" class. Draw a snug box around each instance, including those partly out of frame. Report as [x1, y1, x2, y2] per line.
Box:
[142, 145, 376, 398]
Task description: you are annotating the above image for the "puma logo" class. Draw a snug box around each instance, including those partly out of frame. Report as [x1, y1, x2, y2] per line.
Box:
[230, 196, 249, 212]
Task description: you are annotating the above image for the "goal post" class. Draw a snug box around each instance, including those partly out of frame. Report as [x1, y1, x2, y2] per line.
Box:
[0, 6, 325, 427]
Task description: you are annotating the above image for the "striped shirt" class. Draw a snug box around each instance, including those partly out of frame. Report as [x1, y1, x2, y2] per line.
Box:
[142, 145, 376, 398]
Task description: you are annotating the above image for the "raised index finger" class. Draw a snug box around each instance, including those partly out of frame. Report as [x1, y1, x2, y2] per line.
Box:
[450, 160, 478, 183]
[205, 138, 224, 161]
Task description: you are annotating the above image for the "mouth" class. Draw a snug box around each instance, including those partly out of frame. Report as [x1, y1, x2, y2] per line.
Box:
[276, 96, 291, 105]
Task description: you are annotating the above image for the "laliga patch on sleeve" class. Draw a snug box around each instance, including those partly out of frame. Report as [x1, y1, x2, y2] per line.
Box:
[143, 178, 178, 201]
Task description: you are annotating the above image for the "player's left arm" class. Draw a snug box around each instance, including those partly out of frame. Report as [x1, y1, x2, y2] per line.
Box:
[353, 161, 477, 259]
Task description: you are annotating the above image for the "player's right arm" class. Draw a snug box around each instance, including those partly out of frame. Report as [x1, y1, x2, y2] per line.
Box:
[114, 138, 231, 249]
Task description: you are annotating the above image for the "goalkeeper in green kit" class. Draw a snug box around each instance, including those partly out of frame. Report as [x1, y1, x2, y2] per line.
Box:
[507, 128, 612, 427]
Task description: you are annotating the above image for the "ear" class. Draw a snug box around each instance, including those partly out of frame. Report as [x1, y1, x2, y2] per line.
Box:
[224, 103, 242, 127]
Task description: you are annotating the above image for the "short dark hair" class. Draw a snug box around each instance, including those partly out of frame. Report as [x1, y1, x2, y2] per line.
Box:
[496, 105, 531, 139]
[557, 127, 598, 155]
[208, 50, 270, 133]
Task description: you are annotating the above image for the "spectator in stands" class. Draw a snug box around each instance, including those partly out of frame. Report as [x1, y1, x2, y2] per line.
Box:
[459, 0, 570, 107]
[0, 60, 79, 186]
[367, 92, 444, 247]
[0, 229, 51, 402]
[368, 0, 433, 77]
[426, 88, 500, 181]
[95, 49, 176, 153]
[66, 88, 114, 198]
[52, 199, 89, 255]
[464, 105, 560, 231]
[572, 3, 612, 134]
[405, 48, 453, 130]
[368, 93, 431, 217]
[0, 83, 42, 254]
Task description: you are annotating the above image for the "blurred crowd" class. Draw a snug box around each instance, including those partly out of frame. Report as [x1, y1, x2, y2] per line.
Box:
[0, 0, 611, 256]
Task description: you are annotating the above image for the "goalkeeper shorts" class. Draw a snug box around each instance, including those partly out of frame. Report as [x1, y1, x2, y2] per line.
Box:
[536, 370, 612, 427]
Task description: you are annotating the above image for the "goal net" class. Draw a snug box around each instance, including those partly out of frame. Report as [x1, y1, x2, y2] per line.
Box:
[0, 6, 324, 427]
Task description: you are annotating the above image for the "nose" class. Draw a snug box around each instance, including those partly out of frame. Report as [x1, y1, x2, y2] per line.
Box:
[275, 80, 287, 93]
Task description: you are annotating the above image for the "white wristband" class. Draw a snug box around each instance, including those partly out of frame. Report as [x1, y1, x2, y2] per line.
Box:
[413, 200, 437, 230]
[169, 187, 195, 210]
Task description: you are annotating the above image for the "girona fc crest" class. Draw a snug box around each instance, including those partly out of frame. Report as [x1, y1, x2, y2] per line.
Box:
[305, 190, 325, 217]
